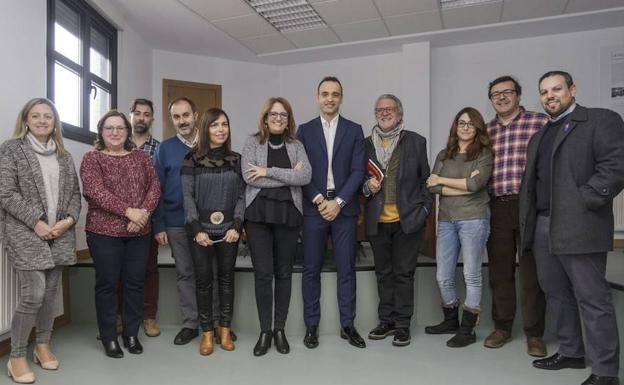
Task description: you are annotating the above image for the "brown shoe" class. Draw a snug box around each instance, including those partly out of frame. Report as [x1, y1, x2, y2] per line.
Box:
[527, 337, 547, 357]
[483, 329, 511, 348]
[199, 331, 214, 356]
[218, 326, 235, 351]
[143, 319, 161, 337]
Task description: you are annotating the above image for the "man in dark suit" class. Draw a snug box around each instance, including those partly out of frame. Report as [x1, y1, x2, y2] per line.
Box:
[519, 70, 624, 385]
[297, 76, 366, 348]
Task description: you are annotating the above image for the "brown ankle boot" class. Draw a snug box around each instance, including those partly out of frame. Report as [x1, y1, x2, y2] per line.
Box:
[218, 326, 235, 351]
[199, 331, 214, 355]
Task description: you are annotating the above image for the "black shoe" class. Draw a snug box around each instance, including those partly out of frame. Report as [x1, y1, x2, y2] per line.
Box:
[446, 329, 476, 347]
[368, 324, 396, 340]
[102, 339, 124, 358]
[174, 327, 199, 345]
[253, 330, 272, 357]
[532, 353, 586, 370]
[122, 336, 143, 354]
[581, 374, 620, 385]
[274, 329, 290, 354]
[303, 325, 319, 349]
[392, 328, 411, 347]
[446, 308, 478, 348]
[425, 305, 459, 335]
[340, 326, 366, 348]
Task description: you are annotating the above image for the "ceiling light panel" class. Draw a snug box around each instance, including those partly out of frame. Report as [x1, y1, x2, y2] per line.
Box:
[246, 0, 328, 32]
[440, 0, 499, 9]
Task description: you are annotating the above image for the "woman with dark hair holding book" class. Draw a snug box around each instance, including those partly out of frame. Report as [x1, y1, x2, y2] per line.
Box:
[425, 107, 493, 348]
[362, 94, 432, 347]
[181, 108, 245, 356]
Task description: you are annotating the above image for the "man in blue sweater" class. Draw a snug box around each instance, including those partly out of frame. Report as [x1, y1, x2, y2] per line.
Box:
[153, 97, 200, 345]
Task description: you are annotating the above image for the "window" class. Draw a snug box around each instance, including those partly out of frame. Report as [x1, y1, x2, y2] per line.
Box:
[47, 0, 117, 144]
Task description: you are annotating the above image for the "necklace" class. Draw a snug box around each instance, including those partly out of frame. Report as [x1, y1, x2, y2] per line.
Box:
[267, 141, 284, 150]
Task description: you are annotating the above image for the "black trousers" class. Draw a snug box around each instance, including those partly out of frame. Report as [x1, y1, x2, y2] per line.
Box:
[368, 222, 422, 329]
[189, 235, 238, 332]
[245, 221, 300, 331]
[87, 232, 150, 342]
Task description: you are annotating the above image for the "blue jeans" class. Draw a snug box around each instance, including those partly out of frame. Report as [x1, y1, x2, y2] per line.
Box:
[436, 218, 489, 309]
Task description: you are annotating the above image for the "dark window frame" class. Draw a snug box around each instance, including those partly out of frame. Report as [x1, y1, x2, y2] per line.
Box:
[47, 0, 118, 145]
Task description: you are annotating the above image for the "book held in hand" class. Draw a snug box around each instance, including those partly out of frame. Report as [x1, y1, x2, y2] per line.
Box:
[367, 159, 384, 182]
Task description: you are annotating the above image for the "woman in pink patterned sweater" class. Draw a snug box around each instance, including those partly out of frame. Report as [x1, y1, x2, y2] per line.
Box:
[80, 110, 160, 359]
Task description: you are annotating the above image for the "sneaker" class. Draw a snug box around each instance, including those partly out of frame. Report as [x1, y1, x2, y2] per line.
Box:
[392, 328, 411, 347]
[368, 324, 396, 340]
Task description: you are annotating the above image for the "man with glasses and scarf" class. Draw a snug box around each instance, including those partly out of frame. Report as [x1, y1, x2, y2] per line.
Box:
[362, 94, 432, 347]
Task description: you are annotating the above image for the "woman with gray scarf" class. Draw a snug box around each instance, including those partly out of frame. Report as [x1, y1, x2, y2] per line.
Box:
[1, 98, 81, 383]
[363, 94, 432, 347]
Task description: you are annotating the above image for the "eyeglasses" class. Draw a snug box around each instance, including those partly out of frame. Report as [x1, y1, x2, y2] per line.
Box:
[457, 121, 475, 129]
[489, 89, 517, 100]
[268, 111, 289, 119]
[103, 126, 127, 132]
[375, 107, 397, 115]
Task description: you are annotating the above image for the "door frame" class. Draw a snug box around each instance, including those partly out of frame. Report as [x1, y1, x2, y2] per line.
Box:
[161, 79, 222, 139]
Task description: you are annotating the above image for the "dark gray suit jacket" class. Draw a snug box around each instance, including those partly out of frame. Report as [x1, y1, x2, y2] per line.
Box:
[519, 105, 624, 255]
[363, 130, 432, 236]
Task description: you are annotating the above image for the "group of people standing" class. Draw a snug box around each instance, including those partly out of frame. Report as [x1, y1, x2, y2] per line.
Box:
[1, 70, 623, 385]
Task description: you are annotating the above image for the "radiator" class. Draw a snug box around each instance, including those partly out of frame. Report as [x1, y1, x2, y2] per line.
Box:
[0, 243, 18, 335]
[615, 191, 624, 231]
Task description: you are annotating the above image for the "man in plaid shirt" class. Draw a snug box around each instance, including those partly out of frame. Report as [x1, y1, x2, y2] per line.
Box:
[131, 99, 160, 158]
[483, 76, 549, 357]
[130, 98, 161, 338]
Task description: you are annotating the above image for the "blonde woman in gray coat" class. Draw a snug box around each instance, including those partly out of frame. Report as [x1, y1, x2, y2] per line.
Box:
[0, 98, 81, 383]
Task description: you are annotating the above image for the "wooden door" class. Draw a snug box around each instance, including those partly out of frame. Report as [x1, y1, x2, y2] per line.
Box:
[161, 79, 222, 139]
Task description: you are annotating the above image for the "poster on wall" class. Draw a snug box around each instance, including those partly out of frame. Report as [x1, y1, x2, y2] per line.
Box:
[601, 45, 624, 119]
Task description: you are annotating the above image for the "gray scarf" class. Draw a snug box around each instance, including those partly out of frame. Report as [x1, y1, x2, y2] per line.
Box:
[372, 122, 403, 169]
[26, 132, 57, 156]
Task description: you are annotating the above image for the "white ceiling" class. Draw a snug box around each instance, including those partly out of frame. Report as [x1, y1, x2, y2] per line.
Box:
[109, 0, 624, 64]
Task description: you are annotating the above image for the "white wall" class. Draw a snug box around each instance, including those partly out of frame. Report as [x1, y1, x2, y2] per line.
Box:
[430, 26, 624, 157]
[279, 51, 404, 131]
[0, 2, 47, 140]
[0, 0, 153, 250]
[279, 42, 431, 151]
[151, 50, 279, 152]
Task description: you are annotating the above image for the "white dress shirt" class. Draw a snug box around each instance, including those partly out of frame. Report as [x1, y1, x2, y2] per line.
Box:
[313, 114, 340, 204]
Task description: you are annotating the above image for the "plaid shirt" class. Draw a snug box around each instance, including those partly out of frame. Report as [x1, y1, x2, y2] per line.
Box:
[487, 107, 548, 196]
[135, 135, 160, 159]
